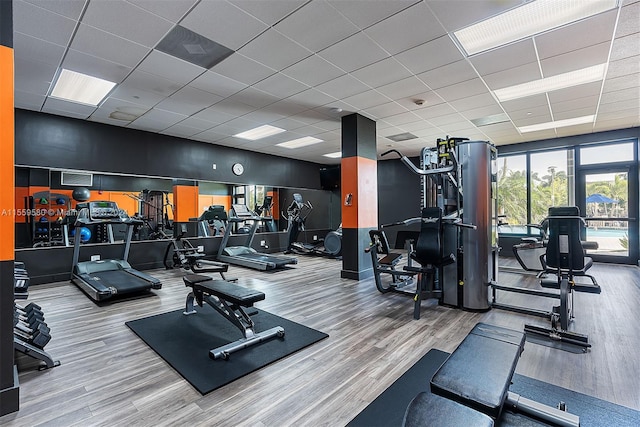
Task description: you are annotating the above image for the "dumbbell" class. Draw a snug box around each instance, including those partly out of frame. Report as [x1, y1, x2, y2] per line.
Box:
[13, 326, 51, 349]
[15, 303, 45, 322]
[13, 313, 50, 335]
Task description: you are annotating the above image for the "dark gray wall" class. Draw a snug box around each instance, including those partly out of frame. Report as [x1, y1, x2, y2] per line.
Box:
[15, 109, 323, 189]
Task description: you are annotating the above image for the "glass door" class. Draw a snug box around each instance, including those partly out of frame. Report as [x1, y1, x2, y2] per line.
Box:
[577, 168, 637, 263]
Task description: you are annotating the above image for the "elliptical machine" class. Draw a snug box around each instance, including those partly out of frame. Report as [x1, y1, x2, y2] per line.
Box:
[283, 193, 342, 257]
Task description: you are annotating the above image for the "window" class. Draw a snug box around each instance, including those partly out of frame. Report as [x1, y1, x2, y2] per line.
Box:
[580, 142, 634, 165]
[496, 154, 527, 226]
[529, 149, 572, 224]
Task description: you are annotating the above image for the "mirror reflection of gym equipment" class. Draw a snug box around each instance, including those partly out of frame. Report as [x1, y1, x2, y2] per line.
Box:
[283, 193, 342, 258]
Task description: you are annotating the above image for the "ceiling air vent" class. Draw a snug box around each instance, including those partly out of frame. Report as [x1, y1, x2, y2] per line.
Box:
[61, 171, 93, 187]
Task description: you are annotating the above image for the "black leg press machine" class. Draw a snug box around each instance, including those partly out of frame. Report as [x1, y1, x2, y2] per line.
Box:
[403, 323, 580, 427]
[183, 274, 285, 360]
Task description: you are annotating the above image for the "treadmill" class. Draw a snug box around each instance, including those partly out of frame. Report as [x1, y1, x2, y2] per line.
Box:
[71, 201, 162, 301]
[217, 204, 297, 271]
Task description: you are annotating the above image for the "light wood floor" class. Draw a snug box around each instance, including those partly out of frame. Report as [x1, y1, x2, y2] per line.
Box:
[2, 256, 639, 426]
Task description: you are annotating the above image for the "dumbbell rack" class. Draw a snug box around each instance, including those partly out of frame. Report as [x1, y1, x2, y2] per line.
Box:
[13, 262, 60, 370]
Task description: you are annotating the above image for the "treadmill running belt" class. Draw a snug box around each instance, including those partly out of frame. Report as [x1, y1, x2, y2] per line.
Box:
[87, 270, 155, 293]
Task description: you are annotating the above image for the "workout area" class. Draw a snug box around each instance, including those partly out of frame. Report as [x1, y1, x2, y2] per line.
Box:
[1, 1, 639, 425]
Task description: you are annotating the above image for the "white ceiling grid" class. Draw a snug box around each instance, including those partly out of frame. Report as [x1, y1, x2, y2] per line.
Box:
[11, 0, 640, 164]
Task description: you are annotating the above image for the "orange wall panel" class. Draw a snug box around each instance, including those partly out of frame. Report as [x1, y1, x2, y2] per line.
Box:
[341, 157, 378, 229]
[173, 185, 199, 222]
[0, 46, 14, 260]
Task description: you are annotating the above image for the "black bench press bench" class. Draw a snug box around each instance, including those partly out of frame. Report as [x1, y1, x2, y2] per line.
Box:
[404, 323, 580, 427]
[183, 274, 285, 360]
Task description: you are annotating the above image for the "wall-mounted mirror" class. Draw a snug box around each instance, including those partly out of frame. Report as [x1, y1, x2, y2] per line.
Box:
[15, 166, 341, 250]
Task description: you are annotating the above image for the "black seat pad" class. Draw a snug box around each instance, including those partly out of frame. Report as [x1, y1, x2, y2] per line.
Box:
[430, 323, 525, 419]
[403, 391, 494, 427]
[196, 279, 265, 306]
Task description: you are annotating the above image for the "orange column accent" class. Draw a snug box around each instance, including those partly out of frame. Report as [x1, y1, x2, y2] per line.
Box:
[173, 185, 199, 222]
[0, 45, 14, 261]
[341, 157, 378, 229]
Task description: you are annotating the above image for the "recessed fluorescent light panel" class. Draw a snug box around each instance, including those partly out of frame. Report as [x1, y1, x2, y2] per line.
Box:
[518, 115, 594, 133]
[276, 136, 323, 149]
[470, 113, 510, 127]
[494, 64, 607, 102]
[50, 69, 116, 106]
[234, 125, 285, 140]
[323, 151, 342, 158]
[453, 0, 619, 56]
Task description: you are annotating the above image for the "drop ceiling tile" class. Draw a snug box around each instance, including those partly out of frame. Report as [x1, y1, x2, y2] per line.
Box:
[365, 101, 409, 119]
[597, 107, 640, 122]
[155, 86, 222, 115]
[14, 57, 57, 95]
[540, 42, 610, 77]
[616, 2, 640, 38]
[500, 94, 549, 113]
[63, 49, 132, 84]
[212, 53, 276, 85]
[595, 114, 640, 131]
[191, 107, 238, 125]
[91, 102, 145, 124]
[395, 36, 463, 74]
[82, 0, 173, 48]
[507, 105, 550, 121]
[137, 50, 206, 85]
[547, 81, 603, 103]
[253, 73, 309, 98]
[281, 54, 345, 86]
[319, 32, 389, 73]
[316, 74, 370, 98]
[13, 0, 77, 46]
[182, 0, 269, 50]
[274, 0, 360, 52]
[13, 32, 65, 67]
[470, 39, 537, 75]
[265, 98, 309, 116]
[229, 0, 307, 26]
[610, 33, 640, 61]
[42, 97, 97, 118]
[120, 69, 183, 97]
[350, 57, 412, 88]
[285, 88, 337, 109]
[416, 60, 478, 90]
[535, 9, 617, 59]
[603, 72, 640, 92]
[71, 23, 151, 68]
[127, 0, 199, 22]
[98, 97, 150, 119]
[598, 98, 640, 113]
[435, 78, 488, 102]
[161, 123, 206, 138]
[460, 104, 506, 120]
[189, 71, 247, 98]
[311, 120, 341, 131]
[400, 120, 438, 133]
[449, 92, 499, 112]
[290, 109, 332, 125]
[428, 113, 468, 127]
[224, 117, 269, 132]
[482, 62, 541, 90]
[512, 113, 554, 127]
[239, 29, 311, 71]
[383, 112, 422, 126]
[395, 91, 445, 111]
[14, 90, 46, 111]
[227, 87, 280, 109]
[269, 117, 308, 131]
[192, 128, 228, 143]
[89, 115, 136, 127]
[240, 108, 288, 124]
[342, 90, 390, 110]
[327, 0, 417, 30]
[376, 76, 429, 101]
[600, 87, 640, 104]
[413, 103, 457, 119]
[23, 0, 86, 20]
[364, 1, 446, 54]
[108, 85, 166, 108]
[206, 99, 257, 118]
[607, 55, 640, 79]
[556, 123, 594, 137]
[550, 95, 599, 114]
[130, 108, 188, 130]
[426, 0, 521, 33]
[178, 116, 221, 131]
[554, 106, 597, 121]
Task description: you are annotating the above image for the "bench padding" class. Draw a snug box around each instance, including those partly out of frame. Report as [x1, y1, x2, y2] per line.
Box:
[430, 323, 525, 419]
[184, 274, 265, 306]
[403, 391, 494, 427]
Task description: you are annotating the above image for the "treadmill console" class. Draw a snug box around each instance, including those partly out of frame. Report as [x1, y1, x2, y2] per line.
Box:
[87, 201, 122, 220]
[232, 204, 255, 218]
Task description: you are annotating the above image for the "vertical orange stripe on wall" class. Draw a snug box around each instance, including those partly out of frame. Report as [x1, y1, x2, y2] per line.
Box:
[341, 157, 378, 229]
[0, 46, 14, 261]
[173, 185, 199, 222]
